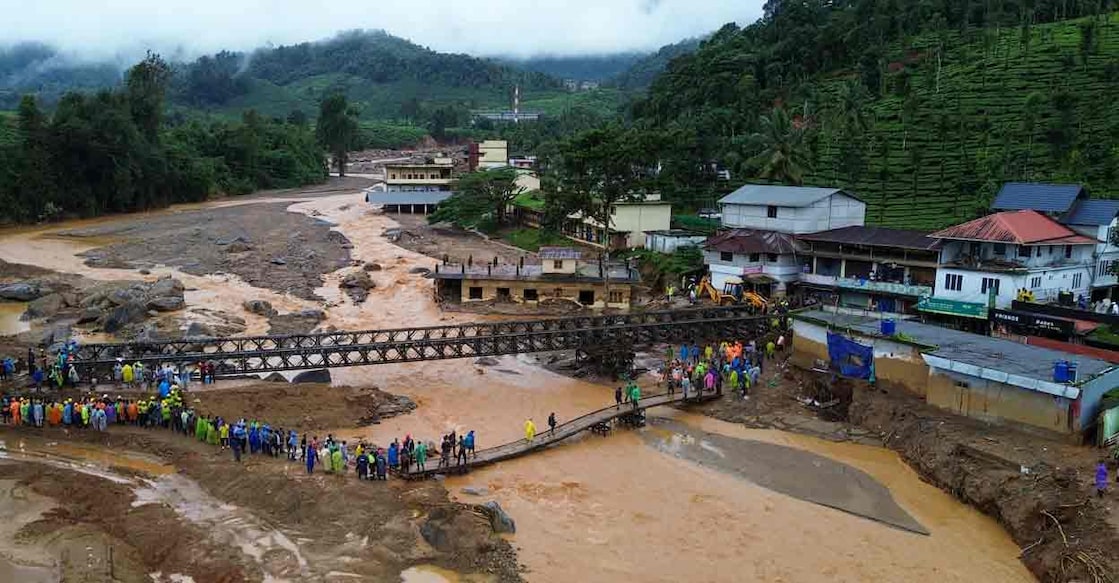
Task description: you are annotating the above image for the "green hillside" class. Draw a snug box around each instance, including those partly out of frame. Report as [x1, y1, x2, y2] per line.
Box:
[808, 14, 1119, 229]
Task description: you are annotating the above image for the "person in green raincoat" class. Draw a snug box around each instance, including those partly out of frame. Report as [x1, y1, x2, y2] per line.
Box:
[207, 421, 220, 446]
[196, 415, 207, 442]
[628, 383, 641, 410]
[80, 403, 91, 426]
[331, 445, 344, 474]
[20, 400, 30, 425]
[415, 441, 428, 471]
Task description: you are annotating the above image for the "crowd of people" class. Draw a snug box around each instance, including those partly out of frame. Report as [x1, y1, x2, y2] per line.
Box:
[661, 333, 786, 400]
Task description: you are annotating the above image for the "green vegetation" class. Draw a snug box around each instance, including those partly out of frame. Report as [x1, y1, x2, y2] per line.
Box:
[632, 5, 1119, 229]
[430, 168, 524, 228]
[0, 111, 16, 146]
[1089, 325, 1119, 348]
[0, 55, 325, 224]
[671, 215, 720, 234]
[316, 93, 360, 176]
[355, 121, 428, 149]
[513, 190, 545, 211]
[629, 246, 704, 290]
[499, 228, 570, 252]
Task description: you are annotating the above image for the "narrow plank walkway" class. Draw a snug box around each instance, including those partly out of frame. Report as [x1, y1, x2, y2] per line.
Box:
[402, 389, 718, 479]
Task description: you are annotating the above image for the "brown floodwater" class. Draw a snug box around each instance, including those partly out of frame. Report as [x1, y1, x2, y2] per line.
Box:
[0, 302, 30, 336]
[0, 191, 1037, 583]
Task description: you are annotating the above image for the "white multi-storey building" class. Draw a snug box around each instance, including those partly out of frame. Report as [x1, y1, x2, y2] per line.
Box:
[928, 209, 1096, 311]
[718, 185, 865, 234]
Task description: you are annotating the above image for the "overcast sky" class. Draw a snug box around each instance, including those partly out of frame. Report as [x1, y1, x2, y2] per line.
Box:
[1, 0, 762, 60]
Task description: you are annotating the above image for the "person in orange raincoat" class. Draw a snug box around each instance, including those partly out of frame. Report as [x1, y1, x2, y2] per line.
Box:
[10, 399, 20, 426]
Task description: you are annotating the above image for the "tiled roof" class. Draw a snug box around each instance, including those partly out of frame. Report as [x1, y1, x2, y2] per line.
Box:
[704, 229, 806, 254]
[930, 210, 1096, 245]
[1062, 199, 1119, 226]
[718, 185, 860, 207]
[798, 226, 939, 250]
[991, 182, 1085, 213]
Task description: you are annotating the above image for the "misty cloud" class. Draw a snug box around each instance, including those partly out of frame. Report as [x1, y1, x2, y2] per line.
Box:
[1, 0, 763, 59]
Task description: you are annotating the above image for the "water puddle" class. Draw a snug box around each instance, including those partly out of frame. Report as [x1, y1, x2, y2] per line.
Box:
[0, 302, 30, 336]
[399, 564, 491, 583]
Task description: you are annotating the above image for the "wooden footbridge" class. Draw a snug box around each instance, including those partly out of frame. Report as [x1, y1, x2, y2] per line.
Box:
[401, 389, 717, 479]
[71, 306, 770, 378]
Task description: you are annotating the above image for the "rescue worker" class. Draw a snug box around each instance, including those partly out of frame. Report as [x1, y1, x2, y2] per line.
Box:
[524, 418, 536, 442]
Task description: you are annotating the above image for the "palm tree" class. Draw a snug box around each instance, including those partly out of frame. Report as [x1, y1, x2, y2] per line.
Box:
[748, 106, 811, 186]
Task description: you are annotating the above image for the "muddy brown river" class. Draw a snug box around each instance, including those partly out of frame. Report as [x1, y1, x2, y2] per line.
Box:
[0, 190, 1035, 582]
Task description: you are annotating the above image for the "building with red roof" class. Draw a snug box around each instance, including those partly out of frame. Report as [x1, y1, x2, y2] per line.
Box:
[924, 210, 1097, 317]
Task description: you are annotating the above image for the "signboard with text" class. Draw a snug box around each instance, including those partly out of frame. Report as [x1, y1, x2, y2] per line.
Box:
[916, 296, 988, 319]
[990, 309, 1075, 336]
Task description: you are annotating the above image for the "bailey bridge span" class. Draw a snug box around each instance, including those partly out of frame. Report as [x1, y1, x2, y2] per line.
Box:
[71, 306, 771, 378]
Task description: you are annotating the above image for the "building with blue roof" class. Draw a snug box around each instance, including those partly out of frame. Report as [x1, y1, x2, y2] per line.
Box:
[991, 182, 1086, 214]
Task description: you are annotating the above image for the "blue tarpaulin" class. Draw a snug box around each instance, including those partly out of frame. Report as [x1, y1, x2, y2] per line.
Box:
[827, 331, 874, 379]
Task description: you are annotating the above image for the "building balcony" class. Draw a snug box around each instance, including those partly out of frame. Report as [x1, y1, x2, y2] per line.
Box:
[798, 273, 932, 297]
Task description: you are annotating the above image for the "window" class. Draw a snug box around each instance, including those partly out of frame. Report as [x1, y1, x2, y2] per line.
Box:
[468, 286, 483, 300]
[553, 287, 564, 297]
[1048, 245, 1053, 255]
[720, 251, 733, 262]
[1101, 260, 1111, 278]
[553, 260, 564, 269]
[523, 289, 539, 301]
[1017, 245, 1030, 258]
[610, 206, 617, 215]
[1036, 247, 1043, 257]
[944, 273, 963, 291]
[609, 290, 624, 303]
[390, 173, 397, 179]
[767, 205, 778, 218]
[955, 380, 970, 389]
[749, 253, 760, 262]
[1073, 273, 1083, 288]
[1065, 245, 1073, 259]
[578, 290, 595, 305]
[993, 243, 1006, 256]
[767, 254, 778, 262]
[981, 277, 1000, 296]
[1030, 276, 1042, 289]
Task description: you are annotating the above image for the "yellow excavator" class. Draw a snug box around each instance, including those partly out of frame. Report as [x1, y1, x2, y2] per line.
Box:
[697, 276, 768, 309]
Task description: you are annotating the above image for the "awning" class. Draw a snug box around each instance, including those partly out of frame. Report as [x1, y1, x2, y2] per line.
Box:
[745, 274, 777, 284]
[917, 296, 988, 319]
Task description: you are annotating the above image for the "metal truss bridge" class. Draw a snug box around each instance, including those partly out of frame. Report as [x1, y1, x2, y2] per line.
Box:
[72, 306, 771, 378]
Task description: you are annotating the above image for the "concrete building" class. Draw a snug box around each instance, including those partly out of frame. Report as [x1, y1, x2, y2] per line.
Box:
[644, 230, 707, 254]
[792, 309, 1119, 438]
[797, 226, 940, 314]
[718, 185, 865, 234]
[1059, 199, 1119, 300]
[928, 210, 1096, 315]
[366, 158, 456, 214]
[564, 193, 672, 250]
[468, 140, 509, 170]
[703, 229, 806, 296]
[431, 247, 639, 309]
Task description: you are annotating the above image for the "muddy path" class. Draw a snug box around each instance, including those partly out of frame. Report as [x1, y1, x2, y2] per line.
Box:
[0, 427, 521, 582]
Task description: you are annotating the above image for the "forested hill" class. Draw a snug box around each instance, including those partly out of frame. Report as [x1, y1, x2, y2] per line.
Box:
[612, 37, 701, 89]
[1, 30, 560, 118]
[634, 3, 1119, 230]
[500, 53, 647, 82]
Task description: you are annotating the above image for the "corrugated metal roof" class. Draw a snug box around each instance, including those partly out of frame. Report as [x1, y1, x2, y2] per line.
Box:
[798, 226, 940, 250]
[365, 191, 454, 205]
[538, 247, 582, 260]
[991, 182, 1084, 212]
[930, 210, 1096, 244]
[718, 185, 858, 207]
[1063, 199, 1119, 226]
[704, 229, 806, 254]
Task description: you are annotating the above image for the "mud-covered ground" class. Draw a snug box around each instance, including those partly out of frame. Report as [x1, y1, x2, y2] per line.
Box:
[695, 360, 1117, 583]
[0, 425, 522, 582]
[388, 215, 529, 266]
[63, 200, 353, 301]
[191, 382, 417, 430]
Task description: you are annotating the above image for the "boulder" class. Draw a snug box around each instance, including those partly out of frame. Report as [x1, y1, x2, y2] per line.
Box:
[149, 277, 184, 298]
[243, 299, 277, 317]
[460, 486, 488, 496]
[362, 263, 383, 272]
[23, 293, 65, 319]
[474, 357, 500, 367]
[340, 270, 375, 290]
[101, 301, 148, 333]
[226, 241, 253, 253]
[270, 257, 287, 266]
[109, 287, 145, 306]
[77, 307, 103, 324]
[479, 501, 516, 534]
[147, 296, 185, 312]
[184, 322, 214, 338]
[291, 369, 331, 384]
[39, 324, 72, 349]
[409, 267, 431, 275]
[138, 268, 152, 275]
[0, 282, 43, 301]
[133, 325, 162, 343]
[296, 309, 325, 320]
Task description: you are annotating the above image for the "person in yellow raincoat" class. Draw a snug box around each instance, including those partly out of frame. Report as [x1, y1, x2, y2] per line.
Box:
[524, 418, 536, 442]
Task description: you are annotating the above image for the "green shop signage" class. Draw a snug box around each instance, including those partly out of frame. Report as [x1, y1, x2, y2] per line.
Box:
[916, 296, 988, 319]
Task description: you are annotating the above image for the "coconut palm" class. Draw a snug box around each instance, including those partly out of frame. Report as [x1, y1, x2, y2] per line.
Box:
[748, 106, 811, 186]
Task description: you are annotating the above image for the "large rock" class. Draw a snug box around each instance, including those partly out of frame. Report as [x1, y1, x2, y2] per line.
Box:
[340, 270, 375, 303]
[147, 296, 185, 312]
[184, 322, 214, 338]
[226, 240, 253, 253]
[39, 324, 72, 348]
[77, 307, 103, 324]
[109, 287, 145, 306]
[0, 282, 43, 301]
[149, 277, 185, 298]
[291, 369, 331, 384]
[243, 299, 277, 317]
[101, 301, 149, 333]
[479, 501, 516, 534]
[23, 293, 65, 319]
[362, 263, 383, 272]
